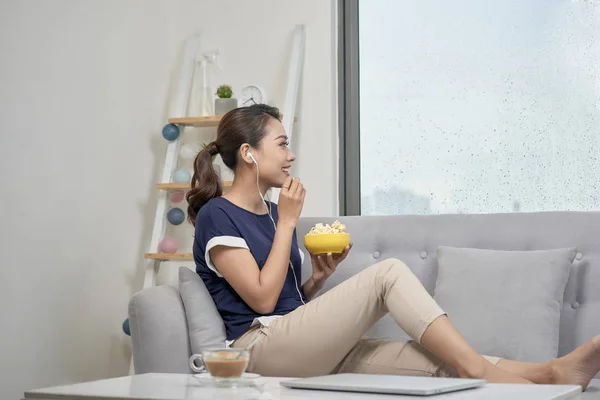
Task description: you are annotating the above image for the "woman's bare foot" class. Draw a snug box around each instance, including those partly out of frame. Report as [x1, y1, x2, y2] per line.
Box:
[552, 335, 600, 391]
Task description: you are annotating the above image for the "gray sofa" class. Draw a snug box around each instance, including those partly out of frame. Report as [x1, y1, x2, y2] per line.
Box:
[129, 211, 600, 395]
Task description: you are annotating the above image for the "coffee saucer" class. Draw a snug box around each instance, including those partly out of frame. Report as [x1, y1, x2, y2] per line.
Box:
[192, 372, 263, 390]
[193, 372, 261, 380]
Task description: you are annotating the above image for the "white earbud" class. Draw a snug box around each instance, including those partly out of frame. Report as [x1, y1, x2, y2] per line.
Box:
[247, 151, 257, 165]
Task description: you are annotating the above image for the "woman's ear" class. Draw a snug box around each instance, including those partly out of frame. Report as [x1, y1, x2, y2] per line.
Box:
[239, 144, 253, 164]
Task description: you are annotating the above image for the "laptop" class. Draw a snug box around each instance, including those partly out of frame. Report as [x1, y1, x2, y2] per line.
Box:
[279, 373, 486, 396]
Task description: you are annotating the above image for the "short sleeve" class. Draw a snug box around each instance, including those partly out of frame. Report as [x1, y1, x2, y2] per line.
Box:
[196, 206, 248, 278]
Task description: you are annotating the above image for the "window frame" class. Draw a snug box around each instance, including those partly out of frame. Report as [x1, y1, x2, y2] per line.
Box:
[338, 0, 361, 216]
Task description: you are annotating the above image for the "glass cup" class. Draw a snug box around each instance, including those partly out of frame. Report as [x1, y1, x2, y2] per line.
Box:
[189, 348, 250, 386]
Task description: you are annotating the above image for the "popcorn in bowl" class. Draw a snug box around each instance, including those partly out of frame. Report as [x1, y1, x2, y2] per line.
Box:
[307, 220, 347, 235]
[304, 220, 350, 255]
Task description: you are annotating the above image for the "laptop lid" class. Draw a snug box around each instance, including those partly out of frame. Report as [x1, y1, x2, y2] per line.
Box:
[279, 373, 486, 396]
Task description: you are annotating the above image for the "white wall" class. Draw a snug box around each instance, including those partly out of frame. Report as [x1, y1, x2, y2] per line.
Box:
[172, 0, 339, 217]
[0, 1, 337, 399]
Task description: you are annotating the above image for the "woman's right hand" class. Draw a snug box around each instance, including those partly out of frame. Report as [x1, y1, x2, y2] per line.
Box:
[277, 176, 305, 228]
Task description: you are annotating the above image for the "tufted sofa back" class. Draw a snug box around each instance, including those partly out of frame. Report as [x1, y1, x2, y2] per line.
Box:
[297, 211, 600, 357]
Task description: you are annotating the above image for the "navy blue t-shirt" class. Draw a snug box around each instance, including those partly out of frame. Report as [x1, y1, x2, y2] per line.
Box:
[193, 196, 307, 341]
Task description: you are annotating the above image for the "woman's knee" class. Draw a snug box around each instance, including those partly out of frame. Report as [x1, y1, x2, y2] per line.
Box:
[371, 257, 411, 277]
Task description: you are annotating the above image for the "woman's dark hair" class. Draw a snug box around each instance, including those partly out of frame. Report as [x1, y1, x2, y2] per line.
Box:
[186, 103, 281, 225]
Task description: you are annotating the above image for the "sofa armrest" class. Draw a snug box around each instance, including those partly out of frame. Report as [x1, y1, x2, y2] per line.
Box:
[128, 285, 191, 374]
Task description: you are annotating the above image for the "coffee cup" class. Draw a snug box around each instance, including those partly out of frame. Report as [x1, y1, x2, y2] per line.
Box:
[189, 348, 250, 383]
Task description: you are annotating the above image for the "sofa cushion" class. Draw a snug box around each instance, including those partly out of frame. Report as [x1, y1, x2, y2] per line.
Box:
[433, 246, 576, 362]
[128, 285, 191, 373]
[178, 267, 226, 355]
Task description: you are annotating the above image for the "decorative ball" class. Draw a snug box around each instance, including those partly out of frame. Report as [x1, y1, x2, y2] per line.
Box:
[173, 169, 191, 183]
[167, 207, 185, 225]
[159, 237, 178, 253]
[170, 190, 185, 203]
[122, 318, 131, 336]
[162, 123, 180, 141]
[179, 144, 196, 160]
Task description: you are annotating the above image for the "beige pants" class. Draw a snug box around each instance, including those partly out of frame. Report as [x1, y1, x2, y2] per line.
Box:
[232, 258, 501, 377]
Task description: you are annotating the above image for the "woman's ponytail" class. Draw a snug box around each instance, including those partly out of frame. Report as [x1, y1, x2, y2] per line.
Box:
[186, 141, 222, 225]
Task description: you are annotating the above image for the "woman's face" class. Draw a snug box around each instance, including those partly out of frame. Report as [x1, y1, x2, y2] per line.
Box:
[254, 119, 296, 188]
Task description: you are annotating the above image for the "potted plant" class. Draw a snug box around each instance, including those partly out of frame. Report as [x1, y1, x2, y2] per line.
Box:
[214, 84, 238, 115]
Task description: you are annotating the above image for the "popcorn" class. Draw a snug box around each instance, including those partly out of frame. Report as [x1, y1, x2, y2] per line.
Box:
[307, 220, 347, 235]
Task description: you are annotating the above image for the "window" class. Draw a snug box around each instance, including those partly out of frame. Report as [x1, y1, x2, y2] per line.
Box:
[340, 0, 600, 216]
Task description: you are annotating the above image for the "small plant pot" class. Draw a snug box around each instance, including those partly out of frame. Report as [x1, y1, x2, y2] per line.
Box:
[215, 98, 238, 116]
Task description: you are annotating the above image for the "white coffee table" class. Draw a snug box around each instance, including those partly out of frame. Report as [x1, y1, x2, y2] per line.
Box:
[23, 373, 584, 400]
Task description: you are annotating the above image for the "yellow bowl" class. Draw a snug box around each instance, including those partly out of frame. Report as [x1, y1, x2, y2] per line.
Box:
[304, 233, 351, 255]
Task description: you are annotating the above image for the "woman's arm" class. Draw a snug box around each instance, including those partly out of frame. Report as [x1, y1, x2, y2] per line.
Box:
[301, 276, 322, 300]
[300, 244, 354, 300]
[210, 220, 296, 314]
[210, 177, 305, 314]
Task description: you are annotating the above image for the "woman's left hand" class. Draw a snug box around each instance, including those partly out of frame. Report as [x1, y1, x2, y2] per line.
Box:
[310, 243, 353, 287]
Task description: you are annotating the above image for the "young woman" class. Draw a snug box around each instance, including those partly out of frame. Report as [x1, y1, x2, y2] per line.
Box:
[187, 104, 600, 390]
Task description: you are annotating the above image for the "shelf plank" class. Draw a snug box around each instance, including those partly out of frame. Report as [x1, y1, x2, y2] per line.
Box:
[168, 116, 222, 127]
[156, 181, 233, 190]
[145, 253, 193, 261]
[168, 115, 296, 128]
